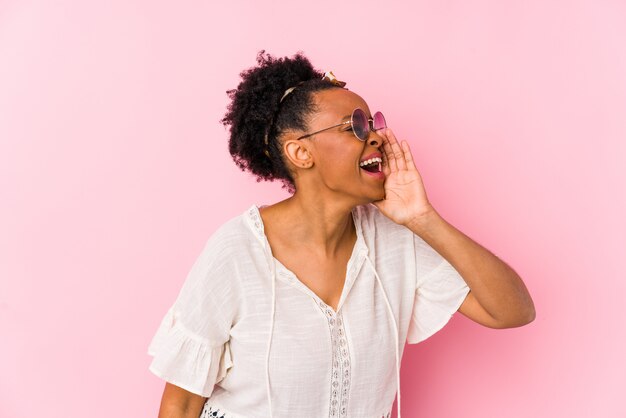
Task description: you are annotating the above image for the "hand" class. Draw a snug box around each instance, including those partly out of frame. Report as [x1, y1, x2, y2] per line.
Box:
[372, 128, 435, 226]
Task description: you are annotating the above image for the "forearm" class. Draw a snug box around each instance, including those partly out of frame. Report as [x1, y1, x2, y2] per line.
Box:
[158, 404, 203, 418]
[406, 208, 535, 325]
[157, 383, 207, 418]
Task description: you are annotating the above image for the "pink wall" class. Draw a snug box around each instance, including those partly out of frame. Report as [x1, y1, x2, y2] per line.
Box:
[1, 1, 624, 417]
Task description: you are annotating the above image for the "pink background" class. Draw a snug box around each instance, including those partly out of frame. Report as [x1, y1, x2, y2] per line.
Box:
[1, 1, 625, 417]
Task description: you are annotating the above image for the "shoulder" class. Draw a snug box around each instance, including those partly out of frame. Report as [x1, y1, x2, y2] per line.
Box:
[207, 211, 253, 247]
[195, 210, 259, 267]
[175, 211, 254, 307]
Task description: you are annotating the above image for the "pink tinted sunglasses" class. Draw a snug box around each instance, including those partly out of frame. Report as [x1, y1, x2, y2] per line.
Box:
[296, 108, 386, 142]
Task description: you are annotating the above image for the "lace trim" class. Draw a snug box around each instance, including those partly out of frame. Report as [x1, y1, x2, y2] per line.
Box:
[247, 205, 264, 239]
[201, 402, 389, 418]
[247, 205, 388, 417]
[317, 299, 351, 417]
[200, 404, 227, 418]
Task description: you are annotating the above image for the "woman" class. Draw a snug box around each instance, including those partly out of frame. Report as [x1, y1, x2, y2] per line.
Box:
[147, 51, 536, 418]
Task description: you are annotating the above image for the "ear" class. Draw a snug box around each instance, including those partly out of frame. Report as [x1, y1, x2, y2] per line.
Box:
[283, 135, 314, 169]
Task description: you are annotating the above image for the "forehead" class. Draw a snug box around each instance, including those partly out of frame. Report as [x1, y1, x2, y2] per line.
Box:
[312, 88, 371, 120]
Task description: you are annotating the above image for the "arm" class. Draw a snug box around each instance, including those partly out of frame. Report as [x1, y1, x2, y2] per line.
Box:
[372, 127, 535, 329]
[407, 208, 536, 329]
[157, 382, 207, 418]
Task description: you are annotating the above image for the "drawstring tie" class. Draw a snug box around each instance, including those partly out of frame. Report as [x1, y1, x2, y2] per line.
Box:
[264, 253, 401, 418]
[365, 254, 402, 418]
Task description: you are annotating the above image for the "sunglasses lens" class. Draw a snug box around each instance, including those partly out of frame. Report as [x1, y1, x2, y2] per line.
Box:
[352, 108, 368, 141]
[373, 111, 386, 131]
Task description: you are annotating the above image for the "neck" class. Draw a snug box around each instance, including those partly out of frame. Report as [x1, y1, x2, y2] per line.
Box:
[266, 192, 357, 258]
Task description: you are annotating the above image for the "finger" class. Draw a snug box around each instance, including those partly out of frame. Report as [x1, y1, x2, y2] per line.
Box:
[378, 130, 391, 175]
[380, 146, 392, 176]
[381, 128, 398, 172]
[386, 128, 406, 171]
[401, 140, 417, 171]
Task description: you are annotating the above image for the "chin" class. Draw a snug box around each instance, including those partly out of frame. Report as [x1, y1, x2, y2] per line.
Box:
[373, 185, 386, 200]
[361, 190, 385, 205]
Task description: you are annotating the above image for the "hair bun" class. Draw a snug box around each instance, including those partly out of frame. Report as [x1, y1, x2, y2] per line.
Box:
[221, 50, 342, 194]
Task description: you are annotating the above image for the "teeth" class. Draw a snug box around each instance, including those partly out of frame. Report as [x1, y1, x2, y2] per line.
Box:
[359, 157, 382, 167]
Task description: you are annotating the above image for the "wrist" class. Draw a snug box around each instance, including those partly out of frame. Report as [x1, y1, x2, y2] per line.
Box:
[404, 205, 441, 235]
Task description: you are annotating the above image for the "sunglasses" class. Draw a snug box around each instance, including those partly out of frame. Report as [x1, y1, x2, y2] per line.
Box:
[296, 108, 386, 142]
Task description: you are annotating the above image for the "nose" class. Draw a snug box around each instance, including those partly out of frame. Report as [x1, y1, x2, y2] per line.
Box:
[367, 129, 383, 147]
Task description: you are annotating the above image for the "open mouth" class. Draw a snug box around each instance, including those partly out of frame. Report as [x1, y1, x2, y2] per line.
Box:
[359, 157, 382, 173]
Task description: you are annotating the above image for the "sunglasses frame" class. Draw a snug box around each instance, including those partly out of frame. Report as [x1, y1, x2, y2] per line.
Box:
[295, 108, 386, 142]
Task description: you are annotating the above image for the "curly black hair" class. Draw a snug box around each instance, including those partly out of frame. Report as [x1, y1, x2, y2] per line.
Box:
[221, 50, 341, 194]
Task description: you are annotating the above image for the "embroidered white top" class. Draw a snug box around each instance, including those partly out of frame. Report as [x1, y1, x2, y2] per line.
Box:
[147, 203, 470, 418]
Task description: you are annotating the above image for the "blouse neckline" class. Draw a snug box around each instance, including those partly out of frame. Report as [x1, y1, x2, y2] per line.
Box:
[245, 204, 369, 314]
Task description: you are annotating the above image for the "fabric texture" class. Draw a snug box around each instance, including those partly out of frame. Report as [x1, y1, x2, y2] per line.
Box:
[147, 203, 470, 418]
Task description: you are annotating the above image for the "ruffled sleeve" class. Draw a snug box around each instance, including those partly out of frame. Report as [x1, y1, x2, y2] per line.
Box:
[147, 222, 239, 397]
[147, 306, 233, 397]
[406, 234, 471, 344]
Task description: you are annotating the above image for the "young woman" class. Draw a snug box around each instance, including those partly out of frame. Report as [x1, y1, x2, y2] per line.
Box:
[147, 51, 535, 418]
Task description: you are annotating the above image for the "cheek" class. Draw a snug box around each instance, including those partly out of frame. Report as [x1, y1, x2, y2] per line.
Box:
[320, 151, 358, 176]
[317, 143, 360, 174]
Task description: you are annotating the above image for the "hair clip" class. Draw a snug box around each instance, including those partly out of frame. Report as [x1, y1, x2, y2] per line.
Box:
[322, 71, 347, 87]
[280, 72, 346, 104]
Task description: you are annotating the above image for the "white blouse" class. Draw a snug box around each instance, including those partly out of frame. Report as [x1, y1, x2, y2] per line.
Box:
[147, 203, 470, 418]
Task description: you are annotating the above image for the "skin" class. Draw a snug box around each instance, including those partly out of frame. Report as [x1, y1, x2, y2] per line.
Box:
[157, 383, 207, 418]
[158, 87, 536, 416]
[259, 88, 390, 310]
